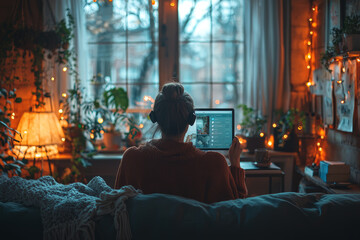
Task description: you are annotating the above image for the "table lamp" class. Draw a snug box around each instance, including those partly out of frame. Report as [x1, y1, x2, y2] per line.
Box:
[14, 111, 65, 176]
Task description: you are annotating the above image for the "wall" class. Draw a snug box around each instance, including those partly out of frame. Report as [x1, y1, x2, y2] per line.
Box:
[309, 0, 360, 184]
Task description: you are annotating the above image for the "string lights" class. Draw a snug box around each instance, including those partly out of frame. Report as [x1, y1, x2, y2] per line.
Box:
[305, 2, 317, 88]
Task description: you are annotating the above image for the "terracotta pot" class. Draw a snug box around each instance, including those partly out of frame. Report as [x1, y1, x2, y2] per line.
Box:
[103, 132, 122, 151]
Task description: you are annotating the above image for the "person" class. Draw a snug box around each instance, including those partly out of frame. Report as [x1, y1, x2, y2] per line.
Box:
[114, 82, 247, 203]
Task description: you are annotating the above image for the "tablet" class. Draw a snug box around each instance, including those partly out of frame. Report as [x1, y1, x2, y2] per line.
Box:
[185, 108, 234, 150]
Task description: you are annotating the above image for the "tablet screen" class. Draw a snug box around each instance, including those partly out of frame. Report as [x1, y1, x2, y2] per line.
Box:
[185, 108, 234, 150]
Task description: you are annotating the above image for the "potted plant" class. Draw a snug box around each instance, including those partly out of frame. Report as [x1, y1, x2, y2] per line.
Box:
[342, 15, 360, 51]
[237, 104, 267, 154]
[0, 87, 26, 177]
[273, 109, 305, 152]
[99, 87, 129, 151]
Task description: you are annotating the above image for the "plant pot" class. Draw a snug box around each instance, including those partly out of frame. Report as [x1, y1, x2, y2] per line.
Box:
[103, 132, 122, 151]
[245, 136, 265, 154]
[344, 34, 360, 51]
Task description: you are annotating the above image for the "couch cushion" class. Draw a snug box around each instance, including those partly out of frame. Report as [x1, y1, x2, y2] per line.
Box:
[0, 202, 43, 239]
[126, 192, 360, 239]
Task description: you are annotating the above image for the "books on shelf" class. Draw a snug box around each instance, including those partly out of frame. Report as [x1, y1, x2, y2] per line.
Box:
[319, 160, 350, 183]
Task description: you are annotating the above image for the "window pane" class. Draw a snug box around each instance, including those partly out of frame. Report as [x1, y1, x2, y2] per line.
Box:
[128, 0, 158, 42]
[180, 43, 210, 83]
[127, 84, 159, 108]
[128, 43, 158, 84]
[212, 0, 244, 41]
[179, 0, 211, 41]
[183, 84, 211, 108]
[85, 1, 126, 43]
[212, 83, 243, 125]
[212, 42, 243, 83]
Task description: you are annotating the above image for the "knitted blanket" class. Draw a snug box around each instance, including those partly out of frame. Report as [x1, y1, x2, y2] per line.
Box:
[0, 175, 141, 240]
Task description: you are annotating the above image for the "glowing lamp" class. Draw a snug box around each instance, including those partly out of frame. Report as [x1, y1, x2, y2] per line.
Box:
[306, 82, 312, 87]
[259, 132, 264, 137]
[307, 65, 311, 69]
[14, 112, 65, 176]
[272, 123, 277, 128]
[62, 67, 68, 72]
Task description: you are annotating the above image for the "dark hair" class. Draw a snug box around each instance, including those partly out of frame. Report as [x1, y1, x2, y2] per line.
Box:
[153, 82, 194, 136]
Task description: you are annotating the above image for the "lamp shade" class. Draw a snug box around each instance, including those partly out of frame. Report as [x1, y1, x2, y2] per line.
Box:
[15, 112, 65, 146]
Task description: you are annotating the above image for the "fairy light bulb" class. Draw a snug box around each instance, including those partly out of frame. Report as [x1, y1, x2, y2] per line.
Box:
[307, 65, 311, 69]
[272, 123, 277, 128]
[62, 67, 68, 72]
[342, 66, 346, 73]
[307, 53, 311, 59]
[306, 82, 312, 87]
[307, 41, 311, 46]
[97, 118, 104, 124]
[310, 31, 314, 35]
[51, 77, 55, 81]
[58, 109, 63, 114]
[259, 132, 264, 137]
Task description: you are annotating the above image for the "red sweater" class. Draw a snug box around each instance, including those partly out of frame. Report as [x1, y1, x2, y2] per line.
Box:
[115, 139, 248, 203]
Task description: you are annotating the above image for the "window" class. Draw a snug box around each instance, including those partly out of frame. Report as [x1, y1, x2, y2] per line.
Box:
[84, 0, 244, 120]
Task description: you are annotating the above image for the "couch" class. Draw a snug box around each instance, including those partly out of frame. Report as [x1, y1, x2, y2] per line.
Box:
[1, 191, 360, 240]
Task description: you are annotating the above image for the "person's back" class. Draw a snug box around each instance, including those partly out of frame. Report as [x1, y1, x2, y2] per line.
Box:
[115, 82, 247, 203]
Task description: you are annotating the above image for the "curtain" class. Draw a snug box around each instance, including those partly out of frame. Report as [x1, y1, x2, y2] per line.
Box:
[44, 0, 89, 111]
[243, 0, 291, 134]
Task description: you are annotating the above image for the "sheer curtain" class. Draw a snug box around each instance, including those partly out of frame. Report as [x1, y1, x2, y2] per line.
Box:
[44, 0, 89, 111]
[243, 0, 291, 134]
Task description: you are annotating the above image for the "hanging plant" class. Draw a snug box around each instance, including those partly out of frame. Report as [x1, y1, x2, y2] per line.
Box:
[0, 10, 74, 108]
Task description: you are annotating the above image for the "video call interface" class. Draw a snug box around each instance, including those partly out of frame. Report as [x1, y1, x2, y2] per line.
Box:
[185, 109, 234, 150]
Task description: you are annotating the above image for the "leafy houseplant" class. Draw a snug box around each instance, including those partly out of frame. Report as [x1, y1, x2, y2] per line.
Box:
[97, 87, 129, 151]
[237, 104, 267, 154]
[0, 88, 26, 176]
[321, 15, 360, 72]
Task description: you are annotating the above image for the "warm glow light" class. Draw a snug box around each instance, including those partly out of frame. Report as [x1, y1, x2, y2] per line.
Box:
[90, 133, 95, 139]
[139, 123, 144, 128]
[337, 80, 342, 84]
[309, 18, 313, 22]
[310, 31, 314, 35]
[51, 77, 55, 81]
[62, 67, 68, 72]
[215, 99, 220, 105]
[97, 118, 104, 124]
[298, 125, 303, 131]
[319, 147, 323, 152]
[93, 0, 96, 2]
[342, 67, 346, 73]
[267, 141, 273, 147]
[58, 109, 63, 114]
[170, 1, 175, 7]
[62, 93, 67, 98]
[35, 153, 42, 158]
[307, 65, 311, 69]
[307, 53, 311, 59]
[312, 22, 317, 28]
[307, 41, 311, 46]
[259, 132, 264, 137]
[320, 135, 324, 139]
[283, 134, 288, 139]
[60, 117, 64, 120]
[61, 137, 65, 142]
[317, 142, 321, 146]
[357, 58, 360, 62]
[272, 123, 277, 128]
[267, 135, 274, 149]
[152, 0, 155, 5]
[100, 130, 104, 134]
[237, 124, 241, 130]
[109, 0, 113, 2]
[312, 7, 316, 11]
[24, 130, 27, 134]
[11, 116, 15, 120]
[341, 100, 345, 104]
[306, 82, 312, 87]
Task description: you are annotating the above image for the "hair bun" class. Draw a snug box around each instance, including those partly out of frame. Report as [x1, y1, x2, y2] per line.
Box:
[162, 82, 184, 100]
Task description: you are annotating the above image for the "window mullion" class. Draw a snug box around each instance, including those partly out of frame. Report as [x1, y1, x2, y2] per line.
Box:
[158, 0, 179, 89]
